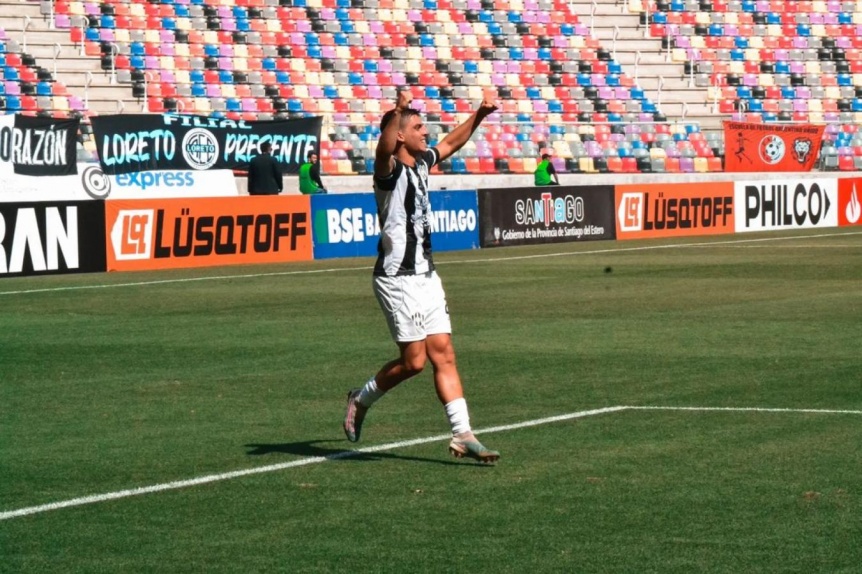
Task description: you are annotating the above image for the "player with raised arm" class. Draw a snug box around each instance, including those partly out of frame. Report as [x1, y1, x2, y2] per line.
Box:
[343, 91, 500, 463]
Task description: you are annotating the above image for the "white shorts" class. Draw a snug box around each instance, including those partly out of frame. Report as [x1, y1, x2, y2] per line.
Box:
[373, 270, 452, 343]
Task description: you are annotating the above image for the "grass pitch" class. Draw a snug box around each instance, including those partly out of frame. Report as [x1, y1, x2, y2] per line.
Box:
[2, 229, 861, 573]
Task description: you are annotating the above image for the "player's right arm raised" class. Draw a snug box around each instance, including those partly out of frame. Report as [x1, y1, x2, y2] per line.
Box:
[374, 90, 413, 179]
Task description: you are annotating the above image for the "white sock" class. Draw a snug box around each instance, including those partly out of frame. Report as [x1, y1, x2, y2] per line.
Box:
[357, 377, 385, 408]
[444, 397, 472, 436]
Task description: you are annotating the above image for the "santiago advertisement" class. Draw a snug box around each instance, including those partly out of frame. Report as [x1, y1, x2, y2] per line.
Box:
[312, 190, 480, 260]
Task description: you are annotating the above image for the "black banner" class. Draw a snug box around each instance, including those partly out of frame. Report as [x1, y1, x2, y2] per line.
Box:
[478, 185, 616, 247]
[0, 201, 106, 277]
[0, 115, 80, 176]
[90, 114, 323, 176]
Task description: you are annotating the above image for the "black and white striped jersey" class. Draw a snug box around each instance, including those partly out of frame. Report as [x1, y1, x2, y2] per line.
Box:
[372, 148, 439, 277]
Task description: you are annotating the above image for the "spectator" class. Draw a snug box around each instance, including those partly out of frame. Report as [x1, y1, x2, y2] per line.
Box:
[534, 153, 560, 186]
[299, 152, 327, 194]
[247, 142, 282, 195]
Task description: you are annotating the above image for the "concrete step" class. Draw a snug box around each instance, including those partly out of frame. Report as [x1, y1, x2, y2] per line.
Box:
[18, 42, 83, 60]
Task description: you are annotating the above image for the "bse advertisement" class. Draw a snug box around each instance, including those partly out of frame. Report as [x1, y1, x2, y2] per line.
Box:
[311, 190, 480, 260]
[734, 178, 838, 232]
[0, 201, 106, 277]
[615, 182, 734, 240]
[478, 185, 615, 247]
[105, 196, 312, 271]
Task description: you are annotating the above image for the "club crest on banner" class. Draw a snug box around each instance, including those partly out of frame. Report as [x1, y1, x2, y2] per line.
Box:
[793, 138, 813, 164]
[182, 128, 219, 170]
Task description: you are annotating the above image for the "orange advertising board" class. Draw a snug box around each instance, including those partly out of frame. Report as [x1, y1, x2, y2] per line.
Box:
[105, 196, 312, 271]
[615, 182, 735, 240]
[838, 177, 862, 227]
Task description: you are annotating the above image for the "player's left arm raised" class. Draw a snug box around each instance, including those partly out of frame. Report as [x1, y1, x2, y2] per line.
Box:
[434, 99, 498, 162]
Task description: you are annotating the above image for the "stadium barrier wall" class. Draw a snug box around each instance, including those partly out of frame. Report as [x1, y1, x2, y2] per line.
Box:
[2, 175, 861, 278]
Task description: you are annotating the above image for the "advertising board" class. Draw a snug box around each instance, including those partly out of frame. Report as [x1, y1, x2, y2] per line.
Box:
[105, 196, 312, 271]
[0, 201, 106, 277]
[734, 179, 838, 232]
[311, 190, 480, 260]
[479, 185, 615, 247]
[615, 182, 735, 240]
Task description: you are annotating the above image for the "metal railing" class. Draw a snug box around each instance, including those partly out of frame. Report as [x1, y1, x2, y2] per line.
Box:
[84, 71, 93, 109]
[22, 16, 32, 53]
[108, 43, 119, 85]
[52, 43, 61, 76]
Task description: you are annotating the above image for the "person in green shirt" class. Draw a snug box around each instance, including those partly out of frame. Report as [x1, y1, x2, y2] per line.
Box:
[298, 152, 327, 194]
[534, 153, 560, 186]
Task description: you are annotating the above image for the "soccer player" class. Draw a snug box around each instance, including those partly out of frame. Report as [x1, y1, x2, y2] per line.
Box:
[343, 90, 500, 463]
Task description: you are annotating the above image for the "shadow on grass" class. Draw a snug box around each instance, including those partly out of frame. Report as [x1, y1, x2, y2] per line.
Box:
[245, 439, 484, 467]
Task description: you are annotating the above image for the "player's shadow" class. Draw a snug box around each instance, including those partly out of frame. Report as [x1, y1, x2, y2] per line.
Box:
[245, 439, 480, 467]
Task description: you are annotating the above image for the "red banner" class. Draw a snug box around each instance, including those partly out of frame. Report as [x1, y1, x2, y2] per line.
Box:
[723, 121, 825, 173]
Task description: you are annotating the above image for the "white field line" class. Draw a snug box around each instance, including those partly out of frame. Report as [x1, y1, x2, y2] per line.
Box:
[683, 244, 861, 248]
[2, 230, 860, 297]
[4, 404, 862, 522]
[625, 406, 862, 415]
[0, 406, 625, 522]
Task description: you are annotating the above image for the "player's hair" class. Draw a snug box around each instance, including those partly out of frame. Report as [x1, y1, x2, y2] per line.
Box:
[380, 107, 422, 132]
[307, 151, 318, 161]
[260, 142, 272, 153]
[542, 153, 551, 160]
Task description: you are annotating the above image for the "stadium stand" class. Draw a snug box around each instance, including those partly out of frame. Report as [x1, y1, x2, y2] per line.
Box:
[0, 23, 81, 117]
[635, 0, 862, 170]
[2, 0, 859, 172]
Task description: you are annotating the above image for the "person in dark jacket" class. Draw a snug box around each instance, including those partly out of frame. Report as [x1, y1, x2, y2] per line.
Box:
[247, 142, 283, 195]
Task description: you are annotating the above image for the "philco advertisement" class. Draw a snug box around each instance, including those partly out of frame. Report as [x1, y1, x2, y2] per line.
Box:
[0, 201, 106, 277]
[478, 185, 614, 247]
[105, 196, 312, 271]
[734, 179, 838, 232]
[837, 178, 862, 227]
[615, 182, 735, 240]
[312, 190, 480, 260]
